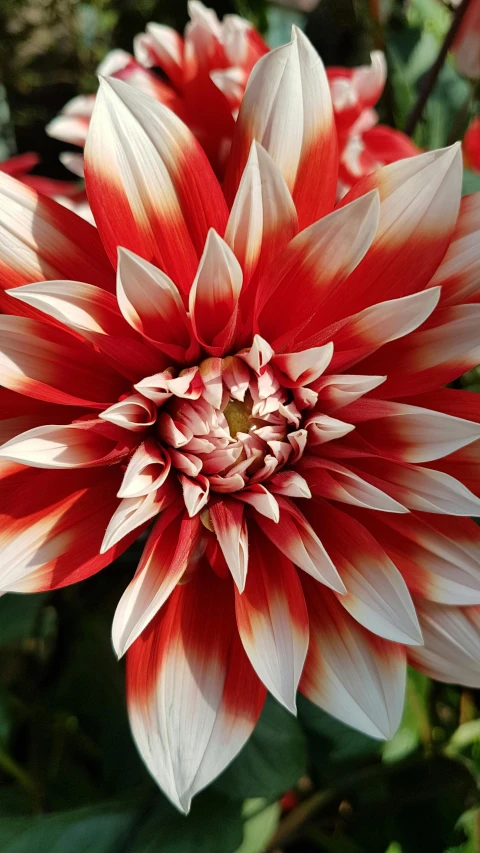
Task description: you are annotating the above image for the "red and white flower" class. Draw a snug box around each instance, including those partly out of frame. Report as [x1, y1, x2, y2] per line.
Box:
[46, 1, 268, 177]
[2, 27, 480, 814]
[47, 2, 416, 195]
[327, 51, 419, 195]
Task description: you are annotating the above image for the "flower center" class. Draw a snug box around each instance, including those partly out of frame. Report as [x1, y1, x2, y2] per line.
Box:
[223, 398, 252, 438]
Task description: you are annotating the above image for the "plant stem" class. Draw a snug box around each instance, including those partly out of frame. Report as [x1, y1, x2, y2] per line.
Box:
[404, 0, 473, 137]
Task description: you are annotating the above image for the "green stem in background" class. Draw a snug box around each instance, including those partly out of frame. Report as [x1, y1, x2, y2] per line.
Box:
[404, 0, 473, 137]
[0, 747, 42, 813]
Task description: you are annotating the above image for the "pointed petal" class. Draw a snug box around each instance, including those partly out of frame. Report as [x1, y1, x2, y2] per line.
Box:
[235, 484, 279, 521]
[330, 145, 463, 321]
[0, 420, 133, 469]
[134, 23, 184, 89]
[268, 470, 311, 498]
[224, 27, 338, 229]
[254, 191, 379, 351]
[408, 599, 480, 689]
[6, 278, 161, 382]
[0, 315, 127, 407]
[224, 142, 298, 294]
[113, 504, 203, 656]
[313, 374, 386, 413]
[116, 248, 198, 362]
[307, 501, 422, 645]
[341, 398, 480, 463]
[0, 466, 133, 592]
[101, 480, 176, 553]
[84, 77, 227, 295]
[256, 496, 345, 593]
[99, 393, 157, 432]
[358, 304, 480, 397]
[300, 577, 406, 739]
[117, 439, 171, 498]
[235, 527, 308, 712]
[126, 565, 266, 812]
[366, 511, 480, 606]
[429, 192, 480, 307]
[210, 499, 249, 592]
[298, 457, 408, 512]
[272, 343, 333, 386]
[180, 474, 210, 516]
[326, 287, 440, 371]
[0, 172, 113, 313]
[347, 456, 480, 516]
[189, 230, 243, 355]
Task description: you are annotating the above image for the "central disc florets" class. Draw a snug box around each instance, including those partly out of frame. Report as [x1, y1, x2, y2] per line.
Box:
[100, 336, 345, 519]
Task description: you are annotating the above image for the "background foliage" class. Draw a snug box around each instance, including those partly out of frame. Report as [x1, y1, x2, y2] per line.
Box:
[1, 1, 480, 851]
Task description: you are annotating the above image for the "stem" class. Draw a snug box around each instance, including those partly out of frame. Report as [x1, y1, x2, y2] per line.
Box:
[404, 0, 473, 137]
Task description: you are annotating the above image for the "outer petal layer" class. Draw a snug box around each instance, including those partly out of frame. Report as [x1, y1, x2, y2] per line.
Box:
[126, 564, 266, 812]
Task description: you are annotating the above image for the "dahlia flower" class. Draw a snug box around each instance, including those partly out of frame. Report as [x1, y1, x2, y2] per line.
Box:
[47, 1, 416, 195]
[0, 152, 80, 197]
[327, 52, 419, 195]
[47, 1, 268, 177]
[452, 0, 480, 79]
[464, 116, 480, 173]
[2, 26, 480, 814]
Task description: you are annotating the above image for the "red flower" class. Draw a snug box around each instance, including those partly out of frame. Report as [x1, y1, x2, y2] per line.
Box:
[328, 52, 419, 195]
[1, 28, 480, 813]
[464, 116, 480, 173]
[47, 4, 417, 195]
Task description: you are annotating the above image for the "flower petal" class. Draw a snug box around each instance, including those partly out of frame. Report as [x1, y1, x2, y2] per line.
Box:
[224, 141, 298, 297]
[346, 456, 480, 516]
[126, 564, 266, 812]
[101, 480, 176, 553]
[359, 305, 480, 397]
[210, 499, 249, 592]
[0, 420, 133, 469]
[84, 76, 228, 295]
[298, 457, 407, 512]
[235, 527, 309, 712]
[7, 279, 162, 382]
[255, 191, 380, 351]
[116, 247, 198, 362]
[0, 316, 127, 407]
[113, 504, 203, 656]
[300, 577, 406, 739]
[340, 398, 480, 463]
[0, 172, 113, 315]
[0, 466, 133, 592]
[429, 192, 480, 307]
[255, 496, 345, 593]
[329, 145, 463, 322]
[306, 501, 422, 645]
[189, 230, 243, 355]
[224, 27, 338, 229]
[408, 599, 480, 688]
[365, 511, 480, 606]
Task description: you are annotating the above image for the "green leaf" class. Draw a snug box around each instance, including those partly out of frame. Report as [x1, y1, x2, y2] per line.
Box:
[44, 605, 148, 802]
[235, 800, 280, 853]
[348, 756, 477, 853]
[383, 669, 430, 764]
[0, 594, 46, 646]
[215, 695, 307, 801]
[0, 799, 140, 853]
[422, 61, 471, 150]
[297, 695, 380, 776]
[128, 791, 244, 853]
[462, 169, 480, 197]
